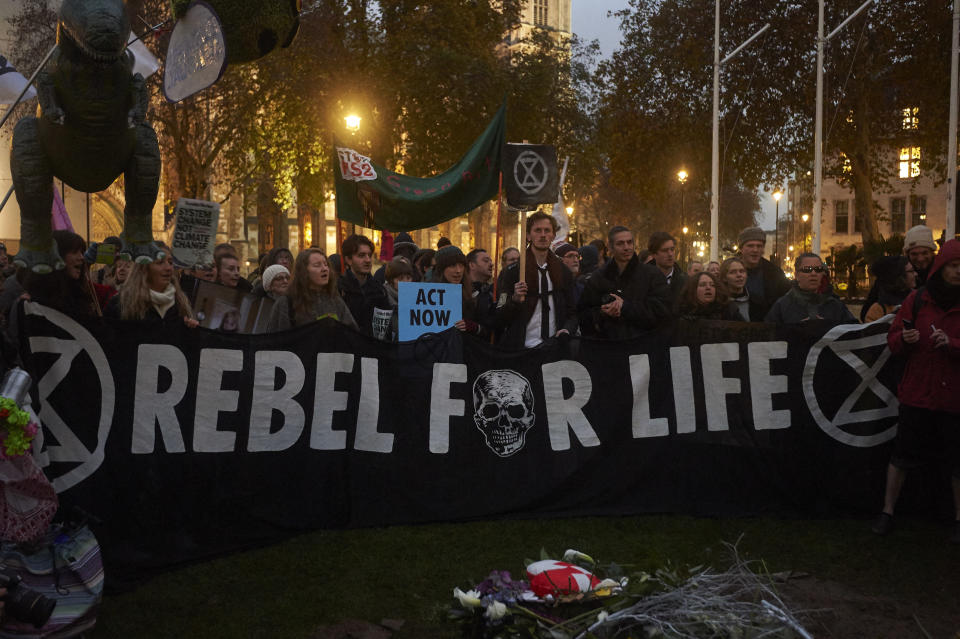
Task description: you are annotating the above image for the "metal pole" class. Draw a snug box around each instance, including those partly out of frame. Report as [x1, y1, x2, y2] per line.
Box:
[814, 0, 874, 255]
[710, 0, 720, 263]
[0, 44, 56, 132]
[774, 198, 779, 263]
[948, 0, 960, 239]
[813, 0, 825, 255]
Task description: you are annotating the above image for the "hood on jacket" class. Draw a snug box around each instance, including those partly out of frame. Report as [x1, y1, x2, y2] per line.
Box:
[928, 238, 960, 279]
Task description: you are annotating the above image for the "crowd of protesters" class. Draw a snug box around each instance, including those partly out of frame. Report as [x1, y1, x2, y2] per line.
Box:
[0, 218, 956, 542]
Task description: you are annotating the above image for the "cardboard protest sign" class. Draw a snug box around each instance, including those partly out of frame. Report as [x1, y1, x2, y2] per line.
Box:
[192, 280, 275, 334]
[398, 282, 461, 341]
[171, 198, 220, 268]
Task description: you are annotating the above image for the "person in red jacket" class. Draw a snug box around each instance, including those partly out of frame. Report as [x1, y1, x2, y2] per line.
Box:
[873, 239, 960, 543]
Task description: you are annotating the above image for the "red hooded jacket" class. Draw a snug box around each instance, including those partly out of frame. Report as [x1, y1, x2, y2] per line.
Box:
[888, 239, 960, 413]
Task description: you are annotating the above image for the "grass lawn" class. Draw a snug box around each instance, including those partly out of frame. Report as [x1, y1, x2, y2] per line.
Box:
[89, 514, 959, 638]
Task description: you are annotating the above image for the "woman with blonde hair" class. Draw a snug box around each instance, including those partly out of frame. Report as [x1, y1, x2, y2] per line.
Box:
[105, 245, 198, 326]
[267, 248, 357, 331]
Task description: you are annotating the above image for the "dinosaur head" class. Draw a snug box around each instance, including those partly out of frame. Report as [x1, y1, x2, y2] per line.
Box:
[58, 0, 131, 62]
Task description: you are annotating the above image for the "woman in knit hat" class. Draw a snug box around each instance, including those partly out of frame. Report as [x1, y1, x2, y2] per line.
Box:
[260, 263, 291, 300]
[432, 245, 491, 337]
[903, 224, 937, 286]
[862, 256, 916, 323]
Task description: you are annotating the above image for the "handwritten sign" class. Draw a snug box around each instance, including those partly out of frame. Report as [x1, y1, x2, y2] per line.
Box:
[336, 147, 378, 182]
[398, 282, 461, 341]
[171, 198, 220, 268]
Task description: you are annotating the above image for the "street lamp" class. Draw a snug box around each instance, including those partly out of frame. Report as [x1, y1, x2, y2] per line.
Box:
[344, 114, 361, 133]
[773, 190, 782, 264]
[565, 206, 575, 245]
[677, 170, 688, 266]
[801, 213, 810, 251]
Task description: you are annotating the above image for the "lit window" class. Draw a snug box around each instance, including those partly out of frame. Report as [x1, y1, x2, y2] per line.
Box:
[534, 0, 548, 26]
[899, 147, 920, 178]
[901, 107, 919, 130]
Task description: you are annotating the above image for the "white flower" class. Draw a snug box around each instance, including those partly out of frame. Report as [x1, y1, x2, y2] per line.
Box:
[453, 587, 482, 608]
[484, 600, 509, 620]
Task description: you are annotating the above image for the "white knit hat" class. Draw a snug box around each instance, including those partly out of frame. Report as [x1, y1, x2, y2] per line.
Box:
[262, 264, 290, 291]
[903, 225, 936, 253]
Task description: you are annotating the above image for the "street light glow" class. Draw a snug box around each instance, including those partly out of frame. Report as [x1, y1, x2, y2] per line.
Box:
[773, 190, 782, 202]
[677, 170, 688, 184]
[801, 214, 809, 222]
[344, 114, 361, 132]
[682, 226, 689, 234]
[565, 206, 574, 216]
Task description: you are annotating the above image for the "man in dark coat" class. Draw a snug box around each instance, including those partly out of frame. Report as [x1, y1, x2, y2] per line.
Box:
[648, 231, 686, 303]
[339, 234, 390, 336]
[495, 212, 577, 349]
[737, 226, 791, 319]
[581, 226, 672, 339]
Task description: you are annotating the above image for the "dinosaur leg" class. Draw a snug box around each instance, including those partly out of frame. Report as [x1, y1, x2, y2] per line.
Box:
[10, 117, 63, 273]
[120, 122, 163, 264]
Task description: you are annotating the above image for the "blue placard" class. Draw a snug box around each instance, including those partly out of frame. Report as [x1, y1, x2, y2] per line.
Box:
[398, 282, 462, 341]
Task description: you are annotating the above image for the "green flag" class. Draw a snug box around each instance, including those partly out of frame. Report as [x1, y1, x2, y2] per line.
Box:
[334, 103, 505, 231]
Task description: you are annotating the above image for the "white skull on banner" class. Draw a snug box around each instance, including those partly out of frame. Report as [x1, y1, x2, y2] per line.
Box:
[472, 370, 535, 457]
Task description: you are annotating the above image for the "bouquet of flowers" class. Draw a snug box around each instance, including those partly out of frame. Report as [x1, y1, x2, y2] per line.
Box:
[0, 368, 57, 543]
[0, 396, 39, 459]
[449, 549, 631, 638]
[450, 544, 813, 639]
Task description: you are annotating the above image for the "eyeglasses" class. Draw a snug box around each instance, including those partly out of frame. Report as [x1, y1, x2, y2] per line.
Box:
[797, 266, 827, 274]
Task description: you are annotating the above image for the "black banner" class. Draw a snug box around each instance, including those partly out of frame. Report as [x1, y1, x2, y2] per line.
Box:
[20, 303, 904, 581]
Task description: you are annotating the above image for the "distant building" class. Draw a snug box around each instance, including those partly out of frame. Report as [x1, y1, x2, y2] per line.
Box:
[508, 0, 572, 46]
[784, 105, 955, 271]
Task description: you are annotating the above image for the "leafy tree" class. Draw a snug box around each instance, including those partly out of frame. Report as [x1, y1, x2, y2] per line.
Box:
[594, 0, 953, 248]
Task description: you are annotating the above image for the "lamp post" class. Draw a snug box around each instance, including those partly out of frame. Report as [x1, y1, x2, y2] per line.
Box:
[773, 190, 782, 264]
[566, 206, 575, 245]
[344, 114, 361, 133]
[677, 170, 688, 266]
[801, 213, 810, 251]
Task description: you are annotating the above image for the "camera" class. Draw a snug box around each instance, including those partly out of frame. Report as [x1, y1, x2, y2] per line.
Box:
[0, 567, 57, 628]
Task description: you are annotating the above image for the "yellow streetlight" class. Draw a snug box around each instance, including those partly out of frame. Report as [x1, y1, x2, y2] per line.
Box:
[344, 114, 361, 133]
[772, 190, 783, 263]
[677, 170, 688, 264]
[565, 206, 574, 216]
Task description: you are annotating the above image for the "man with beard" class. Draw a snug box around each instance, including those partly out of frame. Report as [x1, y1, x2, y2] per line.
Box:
[495, 213, 577, 348]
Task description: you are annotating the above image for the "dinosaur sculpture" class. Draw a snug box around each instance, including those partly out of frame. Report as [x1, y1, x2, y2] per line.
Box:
[170, 0, 300, 65]
[11, 0, 162, 272]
